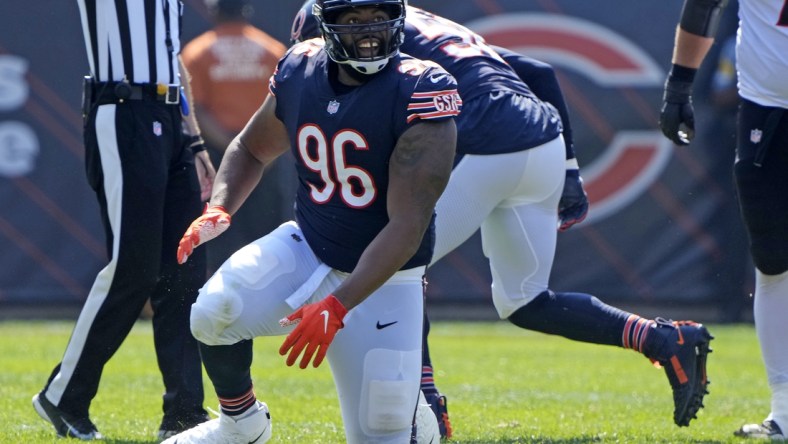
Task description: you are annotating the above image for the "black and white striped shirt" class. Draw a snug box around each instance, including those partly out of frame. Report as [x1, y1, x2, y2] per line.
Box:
[76, 0, 182, 85]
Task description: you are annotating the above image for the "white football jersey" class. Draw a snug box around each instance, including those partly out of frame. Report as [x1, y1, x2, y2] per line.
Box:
[736, 0, 788, 108]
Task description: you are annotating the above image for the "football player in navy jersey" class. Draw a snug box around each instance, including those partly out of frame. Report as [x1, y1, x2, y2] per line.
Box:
[164, 1, 460, 443]
[292, 2, 715, 436]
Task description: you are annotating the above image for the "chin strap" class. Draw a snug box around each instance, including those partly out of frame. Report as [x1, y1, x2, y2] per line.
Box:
[337, 60, 384, 81]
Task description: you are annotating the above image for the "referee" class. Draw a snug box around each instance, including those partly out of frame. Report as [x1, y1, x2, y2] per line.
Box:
[32, 0, 216, 440]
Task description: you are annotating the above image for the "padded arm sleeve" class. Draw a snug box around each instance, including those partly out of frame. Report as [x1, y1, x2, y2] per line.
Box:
[492, 45, 576, 162]
[679, 0, 730, 37]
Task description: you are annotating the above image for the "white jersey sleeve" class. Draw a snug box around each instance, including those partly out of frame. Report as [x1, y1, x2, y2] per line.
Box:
[736, 0, 788, 108]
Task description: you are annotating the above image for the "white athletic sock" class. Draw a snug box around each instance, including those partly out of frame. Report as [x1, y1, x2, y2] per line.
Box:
[771, 383, 788, 432]
[753, 269, 788, 430]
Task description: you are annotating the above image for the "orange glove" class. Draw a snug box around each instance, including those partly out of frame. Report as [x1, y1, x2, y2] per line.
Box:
[177, 205, 231, 264]
[279, 295, 348, 369]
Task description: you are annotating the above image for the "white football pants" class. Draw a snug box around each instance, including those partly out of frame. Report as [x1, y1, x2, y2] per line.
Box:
[192, 221, 424, 443]
[431, 135, 566, 318]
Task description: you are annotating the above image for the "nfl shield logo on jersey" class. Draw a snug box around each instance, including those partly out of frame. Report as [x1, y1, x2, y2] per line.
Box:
[153, 121, 162, 136]
[327, 100, 340, 115]
[750, 128, 762, 144]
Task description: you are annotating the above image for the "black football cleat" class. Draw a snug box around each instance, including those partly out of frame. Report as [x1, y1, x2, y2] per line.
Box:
[32, 392, 102, 440]
[649, 318, 714, 427]
[424, 392, 453, 439]
[158, 411, 211, 440]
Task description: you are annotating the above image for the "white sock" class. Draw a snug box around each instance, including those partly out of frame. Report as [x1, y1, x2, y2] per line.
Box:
[771, 383, 788, 433]
[753, 269, 788, 430]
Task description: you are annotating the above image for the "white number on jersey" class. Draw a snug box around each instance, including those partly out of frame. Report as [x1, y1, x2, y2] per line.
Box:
[298, 125, 377, 208]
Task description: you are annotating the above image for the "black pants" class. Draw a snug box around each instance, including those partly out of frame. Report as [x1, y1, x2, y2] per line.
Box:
[734, 98, 788, 275]
[42, 98, 207, 421]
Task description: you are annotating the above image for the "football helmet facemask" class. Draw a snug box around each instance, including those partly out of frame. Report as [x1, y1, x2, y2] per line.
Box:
[312, 0, 406, 75]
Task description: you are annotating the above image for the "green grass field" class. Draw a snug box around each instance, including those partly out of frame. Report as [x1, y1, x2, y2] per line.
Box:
[0, 320, 768, 443]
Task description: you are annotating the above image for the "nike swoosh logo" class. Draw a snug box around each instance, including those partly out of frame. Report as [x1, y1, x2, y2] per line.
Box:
[376, 320, 397, 330]
[249, 426, 267, 443]
[429, 74, 447, 83]
[320, 310, 329, 334]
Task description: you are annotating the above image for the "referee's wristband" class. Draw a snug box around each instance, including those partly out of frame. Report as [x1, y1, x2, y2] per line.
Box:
[187, 135, 207, 154]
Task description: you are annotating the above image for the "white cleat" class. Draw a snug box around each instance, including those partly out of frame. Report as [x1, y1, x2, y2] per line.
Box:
[734, 419, 786, 440]
[414, 391, 441, 443]
[162, 401, 272, 444]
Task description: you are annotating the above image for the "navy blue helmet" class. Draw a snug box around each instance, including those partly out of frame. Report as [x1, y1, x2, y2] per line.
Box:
[292, 0, 407, 75]
[290, 0, 321, 44]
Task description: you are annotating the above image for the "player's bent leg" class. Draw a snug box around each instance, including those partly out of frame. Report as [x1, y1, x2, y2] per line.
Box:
[191, 221, 324, 345]
[507, 290, 714, 426]
[328, 270, 424, 443]
[508, 291, 635, 346]
[169, 222, 327, 443]
[477, 129, 716, 428]
[483, 200, 557, 320]
[480, 140, 564, 320]
[335, 348, 421, 444]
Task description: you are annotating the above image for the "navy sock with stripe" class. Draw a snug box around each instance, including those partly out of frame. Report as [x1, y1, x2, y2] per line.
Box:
[508, 290, 652, 350]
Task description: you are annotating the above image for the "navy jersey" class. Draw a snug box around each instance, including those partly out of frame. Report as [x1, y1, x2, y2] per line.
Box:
[269, 39, 461, 273]
[403, 6, 562, 155]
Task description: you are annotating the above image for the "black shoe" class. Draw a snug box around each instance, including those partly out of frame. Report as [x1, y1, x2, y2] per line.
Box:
[648, 318, 714, 427]
[734, 419, 786, 439]
[423, 392, 453, 439]
[32, 392, 102, 440]
[157, 411, 211, 440]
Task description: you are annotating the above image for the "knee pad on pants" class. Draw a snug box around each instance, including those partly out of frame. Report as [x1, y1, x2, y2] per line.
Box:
[361, 348, 420, 435]
[190, 289, 244, 346]
[365, 380, 414, 433]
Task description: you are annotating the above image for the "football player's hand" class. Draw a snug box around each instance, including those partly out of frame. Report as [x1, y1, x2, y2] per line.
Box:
[659, 76, 695, 146]
[558, 169, 589, 231]
[177, 205, 231, 264]
[279, 295, 348, 369]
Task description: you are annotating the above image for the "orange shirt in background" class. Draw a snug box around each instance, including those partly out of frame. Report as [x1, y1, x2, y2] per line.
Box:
[182, 22, 286, 132]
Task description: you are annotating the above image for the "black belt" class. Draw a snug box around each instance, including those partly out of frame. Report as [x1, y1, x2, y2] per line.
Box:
[88, 80, 180, 105]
